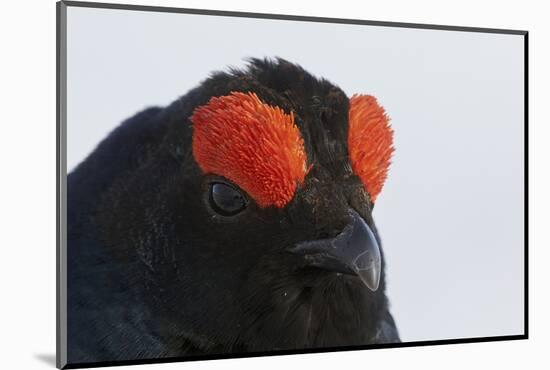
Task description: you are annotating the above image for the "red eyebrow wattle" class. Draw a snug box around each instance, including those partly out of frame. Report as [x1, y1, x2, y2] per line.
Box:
[191, 91, 308, 208]
[348, 94, 394, 203]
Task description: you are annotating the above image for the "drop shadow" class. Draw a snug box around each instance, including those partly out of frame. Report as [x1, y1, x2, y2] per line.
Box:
[34, 353, 56, 367]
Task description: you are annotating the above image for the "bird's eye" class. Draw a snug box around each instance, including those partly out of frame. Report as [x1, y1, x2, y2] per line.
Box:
[209, 182, 247, 216]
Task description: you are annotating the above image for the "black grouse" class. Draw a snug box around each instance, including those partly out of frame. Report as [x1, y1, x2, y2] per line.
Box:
[67, 57, 399, 364]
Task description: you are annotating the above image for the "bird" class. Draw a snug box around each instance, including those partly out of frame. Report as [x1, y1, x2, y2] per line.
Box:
[66, 57, 399, 365]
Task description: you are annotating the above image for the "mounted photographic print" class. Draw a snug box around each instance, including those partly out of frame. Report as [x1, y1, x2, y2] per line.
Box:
[56, 1, 528, 368]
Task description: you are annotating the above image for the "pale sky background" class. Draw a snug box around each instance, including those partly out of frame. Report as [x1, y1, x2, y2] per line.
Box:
[66, 6, 524, 342]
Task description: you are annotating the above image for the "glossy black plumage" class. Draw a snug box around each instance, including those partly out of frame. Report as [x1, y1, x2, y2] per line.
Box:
[67, 58, 399, 364]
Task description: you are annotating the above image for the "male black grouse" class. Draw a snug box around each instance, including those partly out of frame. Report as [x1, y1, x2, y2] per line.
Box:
[67, 57, 399, 364]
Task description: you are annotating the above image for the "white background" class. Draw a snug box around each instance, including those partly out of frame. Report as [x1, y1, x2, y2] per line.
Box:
[1, 0, 548, 369]
[66, 6, 525, 342]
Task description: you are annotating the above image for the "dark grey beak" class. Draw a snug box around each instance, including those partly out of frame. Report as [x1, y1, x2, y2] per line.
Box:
[288, 209, 381, 291]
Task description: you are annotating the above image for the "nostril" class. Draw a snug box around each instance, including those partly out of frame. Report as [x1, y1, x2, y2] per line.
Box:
[316, 221, 352, 240]
[317, 221, 351, 240]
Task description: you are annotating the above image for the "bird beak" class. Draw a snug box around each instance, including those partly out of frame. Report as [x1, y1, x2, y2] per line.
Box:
[288, 209, 381, 292]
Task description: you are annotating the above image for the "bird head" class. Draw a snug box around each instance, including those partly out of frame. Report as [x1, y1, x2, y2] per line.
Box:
[97, 58, 394, 352]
